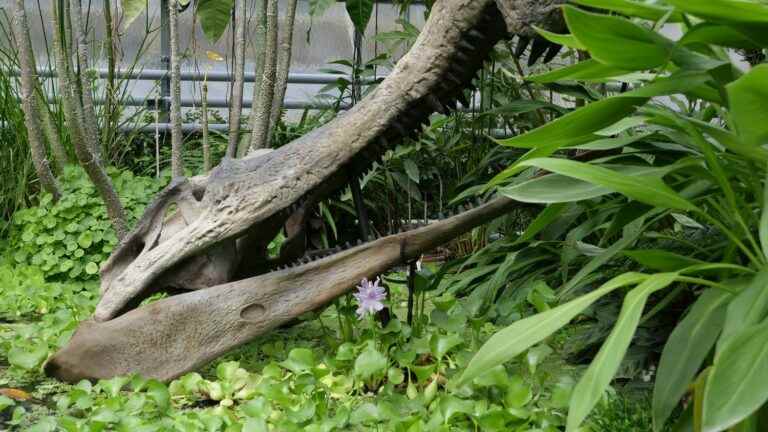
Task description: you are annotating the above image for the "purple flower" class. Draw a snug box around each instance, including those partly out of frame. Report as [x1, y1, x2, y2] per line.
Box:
[354, 277, 386, 319]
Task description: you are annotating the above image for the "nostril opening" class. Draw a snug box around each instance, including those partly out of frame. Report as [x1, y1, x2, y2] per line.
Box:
[240, 303, 266, 322]
[192, 186, 206, 202]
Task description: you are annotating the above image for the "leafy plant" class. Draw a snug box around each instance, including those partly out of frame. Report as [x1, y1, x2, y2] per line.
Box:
[5, 167, 165, 281]
[462, 2, 768, 431]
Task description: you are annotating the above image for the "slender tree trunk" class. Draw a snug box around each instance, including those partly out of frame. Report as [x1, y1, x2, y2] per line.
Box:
[248, 0, 277, 152]
[12, 0, 62, 200]
[36, 92, 69, 172]
[225, 0, 247, 158]
[267, 0, 298, 148]
[251, 0, 277, 149]
[169, 0, 184, 177]
[202, 80, 211, 172]
[102, 0, 117, 151]
[241, 0, 267, 157]
[72, 0, 101, 158]
[56, 0, 128, 238]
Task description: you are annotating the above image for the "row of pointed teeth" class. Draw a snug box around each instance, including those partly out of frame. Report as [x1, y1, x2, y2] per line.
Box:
[278, 196, 493, 270]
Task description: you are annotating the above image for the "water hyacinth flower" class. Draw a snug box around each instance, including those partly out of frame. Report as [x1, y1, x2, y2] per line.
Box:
[354, 277, 386, 319]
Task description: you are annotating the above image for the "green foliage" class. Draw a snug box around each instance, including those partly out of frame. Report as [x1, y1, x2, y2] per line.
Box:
[5, 167, 164, 281]
[464, 2, 768, 431]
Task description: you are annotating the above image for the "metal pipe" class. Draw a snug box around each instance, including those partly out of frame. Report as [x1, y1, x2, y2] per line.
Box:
[11, 67, 382, 85]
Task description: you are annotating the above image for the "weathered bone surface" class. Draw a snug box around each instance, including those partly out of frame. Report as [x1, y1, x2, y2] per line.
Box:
[47, 0, 567, 382]
[46, 197, 517, 381]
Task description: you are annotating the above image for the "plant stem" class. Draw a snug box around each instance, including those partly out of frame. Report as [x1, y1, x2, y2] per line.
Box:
[242, 0, 268, 157]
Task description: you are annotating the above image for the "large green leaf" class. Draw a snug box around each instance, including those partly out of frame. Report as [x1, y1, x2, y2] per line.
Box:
[653, 289, 731, 431]
[703, 318, 768, 431]
[458, 272, 649, 385]
[727, 65, 768, 147]
[121, 0, 148, 29]
[564, 5, 673, 70]
[680, 23, 763, 50]
[571, 0, 683, 22]
[197, 0, 234, 43]
[532, 26, 586, 50]
[718, 272, 768, 355]
[567, 273, 679, 431]
[528, 59, 632, 83]
[664, 0, 768, 24]
[503, 164, 685, 204]
[518, 158, 698, 211]
[346, 0, 374, 34]
[625, 250, 706, 272]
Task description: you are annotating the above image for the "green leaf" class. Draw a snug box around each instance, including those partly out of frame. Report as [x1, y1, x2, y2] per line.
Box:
[403, 159, 420, 183]
[8, 344, 48, 370]
[703, 318, 768, 431]
[0, 395, 15, 412]
[515, 204, 568, 244]
[346, 0, 374, 34]
[197, 0, 234, 43]
[653, 289, 731, 431]
[459, 272, 648, 385]
[664, 0, 768, 24]
[527, 59, 631, 83]
[564, 5, 673, 70]
[625, 250, 706, 272]
[146, 379, 170, 411]
[519, 158, 697, 211]
[430, 333, 463, 360]
[120, 0, 148, 29]
[354, 343, 387, 379]
[533, 26, 586, 50]
[727, 65, 768, 147]
[570, 0, 683, 22]
[280, 348, 315, 374]
[503, 164, 682, 204]
[718, 272, 768, 355]
[85, 262, 99, 275]
[567, 273, 679, 431]
[680, 23, 762, 50]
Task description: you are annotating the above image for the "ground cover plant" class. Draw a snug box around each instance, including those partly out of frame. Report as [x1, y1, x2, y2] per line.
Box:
[0, 0, 766, 431]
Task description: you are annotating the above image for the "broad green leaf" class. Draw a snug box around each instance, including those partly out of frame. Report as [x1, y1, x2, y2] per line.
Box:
[532, 26, 586, 50]
[653, 289, 731, 431]
[567, 273, 679, 431]
[503, 165, 684, 204]
[664, 0, 768, 24]
[680, 23, 762, 49]
[727, 65, 768, 147]
[564, 5, 673, 70]
[625, 250, 705, 272]
[346, 0, 374, 34]
[718, 272, 768, 355]
[528, 59, 630, 83]
[703, 318, 768, 431]
[459, 272, 648, 384]
[518, 158, 697, 211]
[197, 0, 234, 43]
[120, 0, 148, 30]
[762, 168, 768, 260]
[280, 348, 315, 374]
[571, 0, 683, 22]
[354, 343, 387, 379]
[8, 344, 48, 370]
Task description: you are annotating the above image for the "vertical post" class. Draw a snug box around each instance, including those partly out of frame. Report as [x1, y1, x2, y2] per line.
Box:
[407, 260, 416, 325]
[159, 0, 171, 122]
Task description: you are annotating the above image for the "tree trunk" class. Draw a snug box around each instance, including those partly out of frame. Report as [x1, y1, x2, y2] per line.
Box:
[248, 0, 278, 152]
[12, 0, 62, 200]
[102, 0, 117, 153]
[36, 91, 69, 172]
[64, 0, 129, 238]
[72, 0, 101, 158]
[267, 0, 298, 148]
[225, 0, 247, 158]
[169, 0, 184, 177]
[241, 0, 267, 157]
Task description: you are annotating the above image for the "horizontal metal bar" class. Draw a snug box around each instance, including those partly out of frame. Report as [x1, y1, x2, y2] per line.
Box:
[10, 67, 382, 85]
[37, 94, 350, 110]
